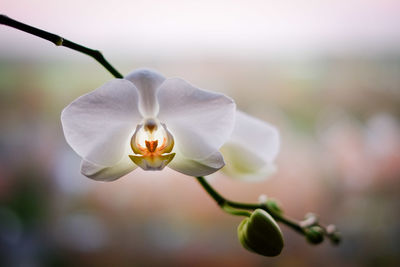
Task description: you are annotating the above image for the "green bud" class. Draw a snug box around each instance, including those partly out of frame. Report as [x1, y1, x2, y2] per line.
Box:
[305, 226, 324, 244]
[325, 224, 341, 244]
[265, 198, 283, 214]
[238, 209, 284, 257]
[329, 232, 341, 245]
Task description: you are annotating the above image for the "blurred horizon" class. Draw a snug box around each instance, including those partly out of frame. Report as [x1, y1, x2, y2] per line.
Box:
[2, 0, 400, 59]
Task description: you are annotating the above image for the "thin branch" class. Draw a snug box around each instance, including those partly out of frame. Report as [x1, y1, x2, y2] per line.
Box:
[196, 175, 340, 244]
[195, 176, 304, 233]
[0, 14, 123, 78]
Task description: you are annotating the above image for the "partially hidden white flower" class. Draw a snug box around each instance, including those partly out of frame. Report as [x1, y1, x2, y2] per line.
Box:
[61, 69, 279, 181]
[221, 111, 280, 180]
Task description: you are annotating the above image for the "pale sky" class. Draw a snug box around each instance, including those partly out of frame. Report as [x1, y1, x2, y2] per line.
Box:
[2, 0, 400, 58]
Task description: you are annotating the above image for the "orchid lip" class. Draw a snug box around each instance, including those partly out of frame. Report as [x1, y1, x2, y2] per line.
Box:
[129, 118, 175, 170]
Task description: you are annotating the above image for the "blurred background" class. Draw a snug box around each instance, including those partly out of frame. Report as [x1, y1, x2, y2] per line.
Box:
[1, 0, 400, 266]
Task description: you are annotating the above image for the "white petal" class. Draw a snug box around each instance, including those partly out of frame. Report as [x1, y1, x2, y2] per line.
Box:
[81, 154, 137, 181]
[168, 150, 225, 176]
[231, 110, 279, 162]
[124, 69, 165, 117]
[61, 79, 141, 166]
[221, 143, 277, 180]
[221, 110, 280, 180]
[157, 78, 236, 160]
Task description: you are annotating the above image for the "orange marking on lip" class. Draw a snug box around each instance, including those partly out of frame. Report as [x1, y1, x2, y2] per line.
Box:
[145, 140, 158, 153]
[137, 137, 168, 157]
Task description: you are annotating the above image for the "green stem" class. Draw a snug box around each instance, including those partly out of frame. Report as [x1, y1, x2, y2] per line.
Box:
[0, 14, 122, 78]
[196, 176, 304, 234]
[196, 175, 226, 205]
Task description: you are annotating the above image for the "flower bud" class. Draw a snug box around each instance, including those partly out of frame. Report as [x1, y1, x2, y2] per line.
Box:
[326, 225, 341, 245]
[305, 226, 324, 244]
[238, 209, 284, 257]
[329, 231, 341, 245]
[265, 198, 283, 214]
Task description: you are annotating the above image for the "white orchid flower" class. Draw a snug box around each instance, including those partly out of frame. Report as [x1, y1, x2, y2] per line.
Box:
[221, 111, 280, 180]
[61, 69, 279, 181]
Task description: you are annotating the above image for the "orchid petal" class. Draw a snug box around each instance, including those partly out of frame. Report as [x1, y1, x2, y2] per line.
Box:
[157, 78, 236, 160]
[221, 143, 277, 180]
[61, 79, 141, 166]
[221, 110, 280, 180]
[168, 150, 225, 176]
[81, 154, 137, 181]
[124, 69, 165, 117]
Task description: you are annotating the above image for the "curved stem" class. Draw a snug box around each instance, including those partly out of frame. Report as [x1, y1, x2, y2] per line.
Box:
[0, 14, 122, 78]
[196, 176, 341, 244]
[227, 200, 304, 234]
[196, 175, 226, 205]
[196, 176, 304, 234]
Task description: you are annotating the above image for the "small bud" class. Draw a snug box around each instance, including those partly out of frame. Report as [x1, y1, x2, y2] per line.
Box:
[265, 198, 283, 214]
[304, 226, 324, 245]
[238, 209, 284, 257]
[329, 231, 341, 245]
[325, 225, 341, 244]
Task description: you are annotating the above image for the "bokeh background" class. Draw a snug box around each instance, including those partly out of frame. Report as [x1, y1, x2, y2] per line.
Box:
[1, 1, 400, 266]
